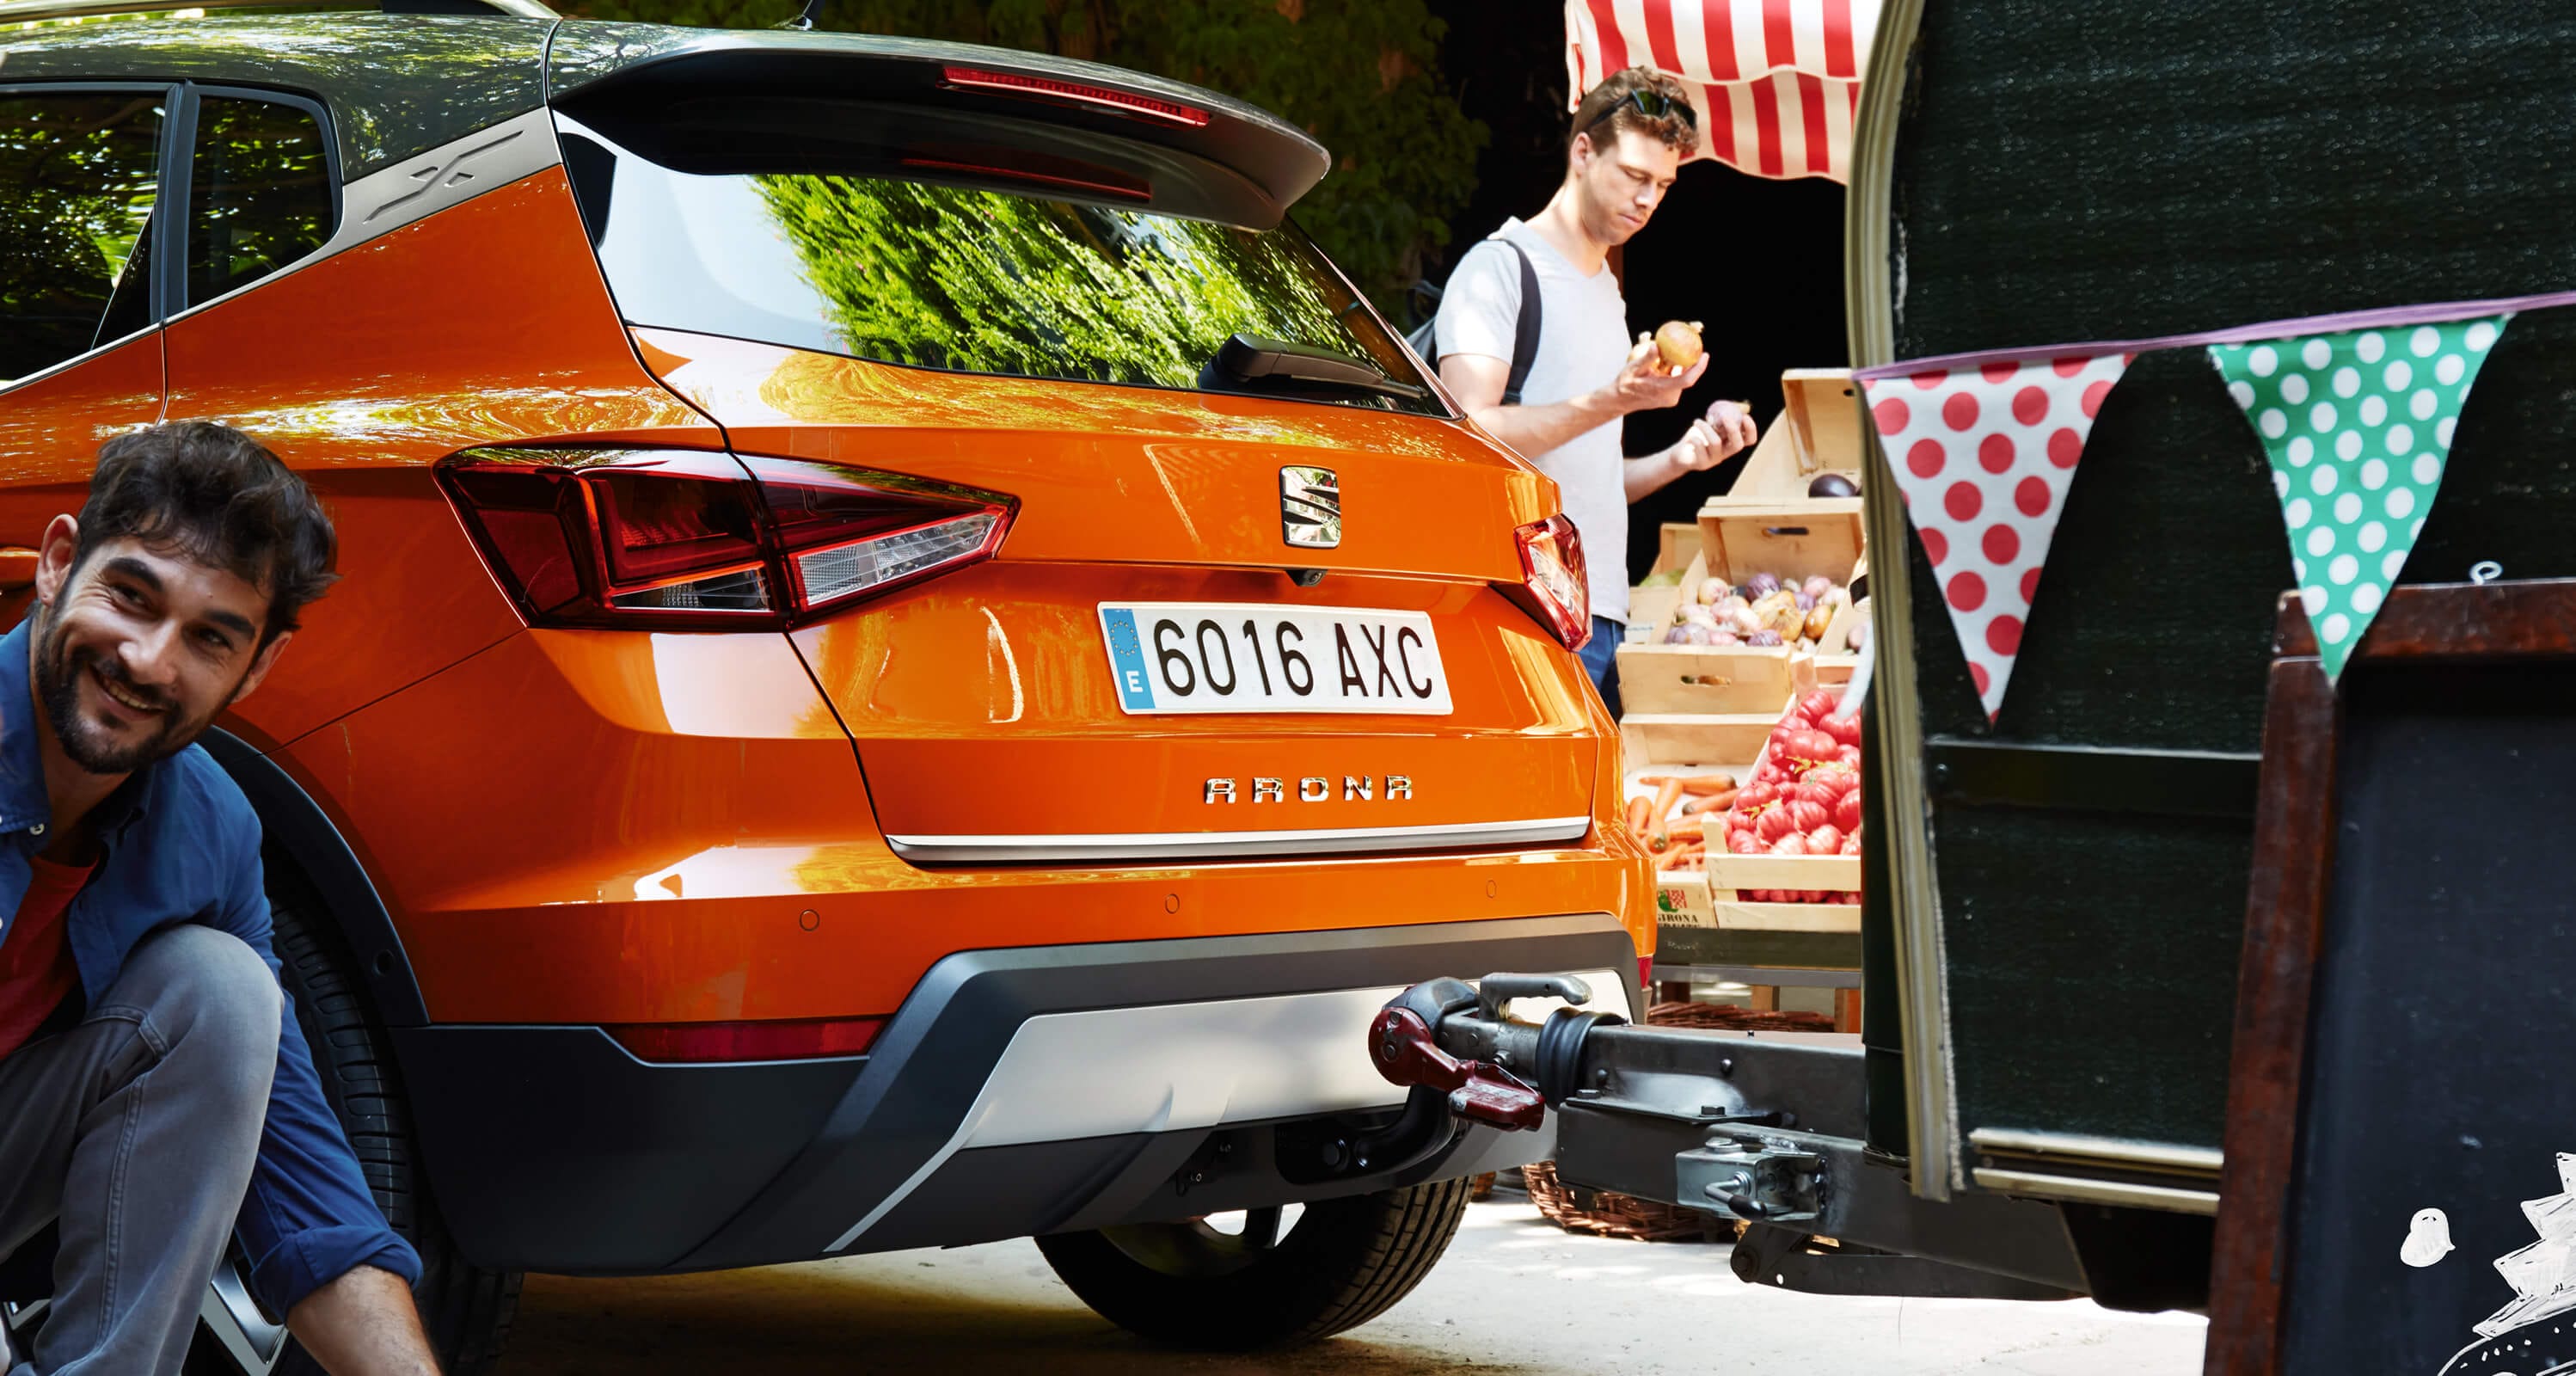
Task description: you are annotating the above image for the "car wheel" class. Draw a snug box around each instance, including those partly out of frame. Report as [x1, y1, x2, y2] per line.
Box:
[1034, 1176, 1472, 1349]
[184, 866, 522, 1376]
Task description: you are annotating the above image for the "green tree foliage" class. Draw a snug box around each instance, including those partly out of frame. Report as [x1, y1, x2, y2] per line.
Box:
[558, 0, 1486, 312]
[0, 92, 159, 382]
[750, 174, 1422, 407]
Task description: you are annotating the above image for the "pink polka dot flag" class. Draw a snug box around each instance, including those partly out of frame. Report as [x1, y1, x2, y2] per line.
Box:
[1858, 353, 2133, 720]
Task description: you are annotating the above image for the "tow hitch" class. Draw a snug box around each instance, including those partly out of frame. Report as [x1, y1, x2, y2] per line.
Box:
[1359, 972, 2091, 1300]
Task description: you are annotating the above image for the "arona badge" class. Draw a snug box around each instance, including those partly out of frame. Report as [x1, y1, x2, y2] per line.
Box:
[1279, 466, 1340, 549]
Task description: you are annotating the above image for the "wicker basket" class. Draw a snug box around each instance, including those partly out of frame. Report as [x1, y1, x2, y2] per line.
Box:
[1518, 1000, 1831, 1241]
[1643, 1000, 1837, 1033]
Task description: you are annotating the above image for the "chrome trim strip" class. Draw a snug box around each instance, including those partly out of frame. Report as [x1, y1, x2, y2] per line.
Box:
[884, 816, 1594, 863]
[1844, 0, 1949, 1198]
[164, 106, 563, 327]
[1970, 1128, 2224, 1179]
[1972, 1169, 2222, 1218]
[825, 970, 1633, 1252]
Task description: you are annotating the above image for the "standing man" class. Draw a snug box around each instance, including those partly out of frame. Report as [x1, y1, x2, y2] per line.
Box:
[0, 423, 439, 1374]
[1436, 67, 1759, 712]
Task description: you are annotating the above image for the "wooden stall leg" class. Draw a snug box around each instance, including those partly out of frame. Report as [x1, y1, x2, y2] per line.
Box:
[1749, 986, 1779, 1012]
[1834, 987, 1862, 1032]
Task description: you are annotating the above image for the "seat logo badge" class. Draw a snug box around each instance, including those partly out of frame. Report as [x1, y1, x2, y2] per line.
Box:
[1279, 466, 1341, 549]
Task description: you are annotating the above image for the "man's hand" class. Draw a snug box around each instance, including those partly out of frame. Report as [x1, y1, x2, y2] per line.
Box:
[287, 1265, 440, 1376]
[1624, 399, 1761, 501]
[1600, 339, 1709, 418]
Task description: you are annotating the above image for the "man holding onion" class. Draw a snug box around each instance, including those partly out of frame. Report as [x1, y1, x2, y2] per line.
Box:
[1435, 66, 1757, 714]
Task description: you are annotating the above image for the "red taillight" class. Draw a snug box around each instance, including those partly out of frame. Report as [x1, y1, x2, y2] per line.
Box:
[938, 64, 1211, 127]
[606, 1017, 884, 1063]
[1501, 514, 1591, 651]
[1639, 955, 1657, 1002]
[439, 448, 1014, 630]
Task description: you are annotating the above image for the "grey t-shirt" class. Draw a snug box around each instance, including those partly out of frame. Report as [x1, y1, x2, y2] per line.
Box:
[1433, 218, 1633, 623]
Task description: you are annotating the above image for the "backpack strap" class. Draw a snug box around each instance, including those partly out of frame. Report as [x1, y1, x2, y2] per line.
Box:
[1501, 241, 1543, 407]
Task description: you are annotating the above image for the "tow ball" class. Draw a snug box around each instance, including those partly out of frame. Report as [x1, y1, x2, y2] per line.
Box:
[1287, 974, 1624, 1182]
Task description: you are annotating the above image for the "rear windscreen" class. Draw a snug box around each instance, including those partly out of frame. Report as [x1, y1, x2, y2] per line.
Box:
[557, 116, 1438, 415]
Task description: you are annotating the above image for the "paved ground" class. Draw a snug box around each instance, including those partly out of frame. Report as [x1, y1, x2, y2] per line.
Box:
[500, 1201, 2208, 1374]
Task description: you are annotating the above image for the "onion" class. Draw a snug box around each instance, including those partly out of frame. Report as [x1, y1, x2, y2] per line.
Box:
[1808, 473, 1859, 498]
[1744, 572, 1782, 599]
[1698, 576, 1732, 605]
[1664, 625, 1693, 644]
[1746, 630, 1783, 647]
[1794, 590, 1817, 611]
[1653, 320, 1704, 369]
[1802, 574, 1836, 600]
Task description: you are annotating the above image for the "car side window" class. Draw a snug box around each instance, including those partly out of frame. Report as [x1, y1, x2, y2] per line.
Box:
[0, 91, 163, 388]
[187, 95, 332, 308]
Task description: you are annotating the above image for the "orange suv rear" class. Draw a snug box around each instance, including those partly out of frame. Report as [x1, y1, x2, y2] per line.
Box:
[0, 11, 1651, 1371]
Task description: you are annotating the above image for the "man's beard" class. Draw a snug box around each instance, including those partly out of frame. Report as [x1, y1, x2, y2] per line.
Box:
[34, 617, 227, 775]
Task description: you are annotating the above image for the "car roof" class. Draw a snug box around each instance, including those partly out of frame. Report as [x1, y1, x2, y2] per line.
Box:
[0, 14, 1333, 214]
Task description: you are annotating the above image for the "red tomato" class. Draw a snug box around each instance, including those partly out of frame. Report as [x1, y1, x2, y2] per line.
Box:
[1729, 831, 1763, 856]
[1779, 711, 1813, 734]
[1789, 730, 1840, 763]
[1756, 807, 1796, 842]
[1737, 781, 1779, 811]
[1803, 889, 1831, 903]
[1836, 744, 1861, 765]
[1832, 791, 1863, 832]
[1821, 712, 1863, 748]
[1756, 759, 1790, 784]
[1787, 799, 1829, 833]
[1807, 823, 1843, 853]
[1833, 889, 1860, 902]
[1798, 690, 1842, 722]
[1838, 834, 1861, 856]
[1769, 833, 1808, 857]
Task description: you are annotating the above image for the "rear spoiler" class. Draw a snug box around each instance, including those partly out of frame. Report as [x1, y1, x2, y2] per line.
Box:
[547, 24, 1332, 228]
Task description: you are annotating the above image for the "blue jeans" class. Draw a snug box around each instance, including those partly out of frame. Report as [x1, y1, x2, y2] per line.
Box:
[1578, 616, 1623, 718]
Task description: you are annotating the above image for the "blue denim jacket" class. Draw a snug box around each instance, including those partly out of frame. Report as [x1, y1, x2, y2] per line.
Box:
[0, 619, 421, 1314]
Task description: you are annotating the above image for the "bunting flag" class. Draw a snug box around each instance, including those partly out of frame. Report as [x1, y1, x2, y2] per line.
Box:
[1857, 353, 2132, 719]
[2208, 317, 2508, 681]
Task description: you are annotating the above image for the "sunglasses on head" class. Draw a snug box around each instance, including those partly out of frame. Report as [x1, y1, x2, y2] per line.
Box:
[1586, 87, 1698, 133]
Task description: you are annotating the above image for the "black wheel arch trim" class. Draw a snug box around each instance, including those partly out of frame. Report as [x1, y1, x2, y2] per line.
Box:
[203, 726, 430, 1027]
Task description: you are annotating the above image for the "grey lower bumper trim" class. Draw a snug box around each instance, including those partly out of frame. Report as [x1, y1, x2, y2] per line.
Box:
[885, 816, 1593, 863]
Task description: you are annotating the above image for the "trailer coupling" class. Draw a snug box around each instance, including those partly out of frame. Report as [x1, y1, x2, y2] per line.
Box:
[1360, 973, 2091, 1301]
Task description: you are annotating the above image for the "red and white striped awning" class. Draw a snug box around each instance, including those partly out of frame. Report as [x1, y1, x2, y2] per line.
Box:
[1564, 0, 1879, 182]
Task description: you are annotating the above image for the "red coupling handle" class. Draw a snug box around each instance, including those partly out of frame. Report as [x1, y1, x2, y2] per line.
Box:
[1369, 1008, 1546, 1132]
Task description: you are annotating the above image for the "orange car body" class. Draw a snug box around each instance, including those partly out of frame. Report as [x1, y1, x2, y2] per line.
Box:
[0, 13, 1649, 1287]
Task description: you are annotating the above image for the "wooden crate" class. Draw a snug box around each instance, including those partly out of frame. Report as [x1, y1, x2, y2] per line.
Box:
[1615, 642, 1817, 714]
[1697, 497, 1865, 591]
[1727, 369, 1865, 501]
[1621, 713, 1777, 767]
[1625, 548, 1706, 642]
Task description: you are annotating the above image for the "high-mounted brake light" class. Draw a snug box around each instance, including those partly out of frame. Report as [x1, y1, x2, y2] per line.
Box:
[938, 64, 1211, 128]
[1501, 513, 1591, 652]
[607, 1016, 884, 1063]
[439, 448, 1015, 630]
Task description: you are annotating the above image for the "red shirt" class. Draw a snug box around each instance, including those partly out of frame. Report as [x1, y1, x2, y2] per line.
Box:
[0, 856, 96, 1060]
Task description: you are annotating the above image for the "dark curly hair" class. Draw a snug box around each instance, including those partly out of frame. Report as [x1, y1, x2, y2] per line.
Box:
[74, 421, 338, 648]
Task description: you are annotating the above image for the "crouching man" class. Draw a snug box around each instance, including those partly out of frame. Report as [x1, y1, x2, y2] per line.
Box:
[0, 423, 438, 1374]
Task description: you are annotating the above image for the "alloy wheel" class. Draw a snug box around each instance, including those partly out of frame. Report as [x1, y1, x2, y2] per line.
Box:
[1095, 1204, 1307, 1280]
[194, 1245, 291, 1375]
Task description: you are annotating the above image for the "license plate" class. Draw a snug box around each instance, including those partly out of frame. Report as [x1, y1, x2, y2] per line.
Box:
[1100, 603, 1453, 715]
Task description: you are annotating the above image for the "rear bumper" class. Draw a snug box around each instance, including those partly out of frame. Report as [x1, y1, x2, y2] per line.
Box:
[394, 913, 1637, 1274]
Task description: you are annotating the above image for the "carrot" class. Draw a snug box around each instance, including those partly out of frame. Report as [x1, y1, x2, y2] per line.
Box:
[1624, 796, 1653, 835]
[1683, 789, 1740, 815]
[1646, 779, 1687, 850]
[1677, 774, 1737, 796]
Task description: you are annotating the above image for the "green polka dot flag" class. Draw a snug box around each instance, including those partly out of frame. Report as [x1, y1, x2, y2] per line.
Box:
[2209, 316, 2508, 681]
